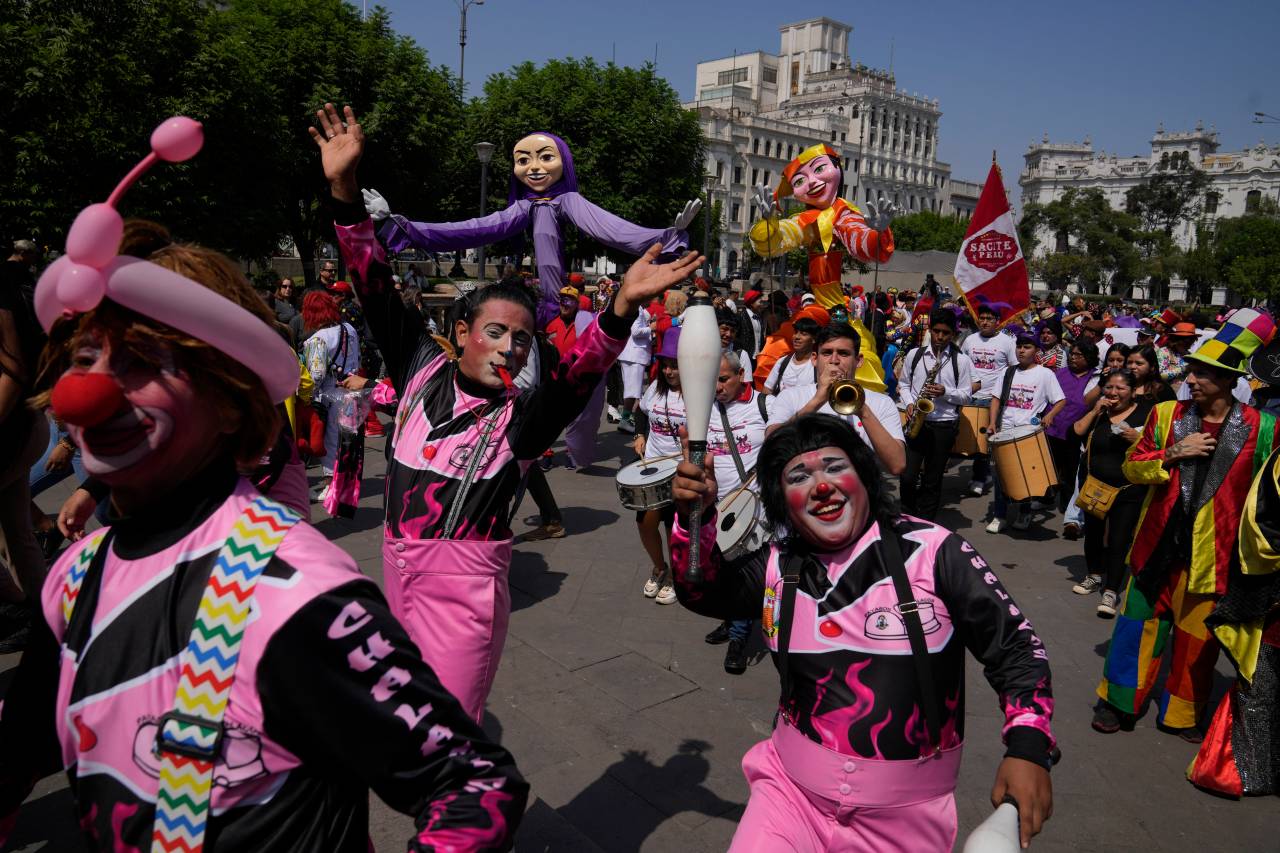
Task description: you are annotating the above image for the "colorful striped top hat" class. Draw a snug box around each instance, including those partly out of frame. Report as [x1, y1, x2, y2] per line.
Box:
[1186, 308, 1276, 374]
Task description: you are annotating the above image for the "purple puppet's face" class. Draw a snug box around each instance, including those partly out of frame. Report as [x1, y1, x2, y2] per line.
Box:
[788, 155, 842, 209]
[513, 134, 564, 194]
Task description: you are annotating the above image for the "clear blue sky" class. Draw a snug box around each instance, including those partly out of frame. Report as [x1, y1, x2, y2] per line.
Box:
[373, 0, 1280, 186]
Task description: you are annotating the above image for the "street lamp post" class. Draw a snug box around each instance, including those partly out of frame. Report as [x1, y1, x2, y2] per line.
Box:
[456, 0, 485, 97]
[702, 173, 714, 277]
[475, 141, 495, 281]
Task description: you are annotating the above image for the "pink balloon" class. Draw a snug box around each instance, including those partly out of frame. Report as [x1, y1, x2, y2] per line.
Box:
[56, 263, 107, 313]
[65, 204, 123, 268]
[151, 116, 203, 163]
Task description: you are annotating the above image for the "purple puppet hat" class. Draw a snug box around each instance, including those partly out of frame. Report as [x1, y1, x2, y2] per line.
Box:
[656, 326, 681, 360]
[508, 132, 579, 204]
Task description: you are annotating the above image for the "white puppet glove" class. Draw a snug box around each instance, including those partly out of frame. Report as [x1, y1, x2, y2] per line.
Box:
[863, 197, 902, 232]
[362, 188, 391, 222]
[752, 185, 779, 219]
[673, 198, 702, 231]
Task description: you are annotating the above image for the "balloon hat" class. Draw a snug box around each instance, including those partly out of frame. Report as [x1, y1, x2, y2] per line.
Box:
[33, 117, 298, 404]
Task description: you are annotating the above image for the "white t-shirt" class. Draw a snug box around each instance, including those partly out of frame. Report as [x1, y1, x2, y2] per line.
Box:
[962, 331, 1018, 397]
[763, 351, 818, 394]
[768, 385, 905, 454]
[638, 385, 686, 458]
[708, 391, 771, 495]
[997, 365, 1065, 430]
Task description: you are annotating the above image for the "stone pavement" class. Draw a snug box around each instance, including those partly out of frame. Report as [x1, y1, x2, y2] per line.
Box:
[6, 420, 1276, 852]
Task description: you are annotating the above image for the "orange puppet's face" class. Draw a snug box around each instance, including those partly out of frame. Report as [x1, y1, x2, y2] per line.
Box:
[512, 134, 564, 194]
[788, 155, 842, 209]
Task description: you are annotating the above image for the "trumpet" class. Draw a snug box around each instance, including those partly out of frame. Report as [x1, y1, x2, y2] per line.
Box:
[829, 380, 865, 416]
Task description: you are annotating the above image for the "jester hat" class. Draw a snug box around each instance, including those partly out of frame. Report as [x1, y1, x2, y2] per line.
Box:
[34, 117, 299, 405]
[1186, 308, 1275, 375]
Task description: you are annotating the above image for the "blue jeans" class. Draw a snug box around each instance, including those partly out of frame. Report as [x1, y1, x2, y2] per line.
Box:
[29, 416, 86, 497]
[728, 619, 752, 642]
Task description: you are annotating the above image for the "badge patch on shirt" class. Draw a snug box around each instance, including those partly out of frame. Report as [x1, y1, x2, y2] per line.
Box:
[762, 582, 781, 638]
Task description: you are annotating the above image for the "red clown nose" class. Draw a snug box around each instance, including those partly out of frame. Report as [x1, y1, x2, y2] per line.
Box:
[50, 372, 126, 427]
[814, 482, 833, 498]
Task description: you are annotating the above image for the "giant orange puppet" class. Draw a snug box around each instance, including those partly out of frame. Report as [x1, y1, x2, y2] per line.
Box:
[748, 143, 897, 389]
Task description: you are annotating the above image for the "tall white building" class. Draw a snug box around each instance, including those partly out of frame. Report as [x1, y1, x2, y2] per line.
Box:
[688, 18, 975, 278]
[1019, 123, 1280, 300]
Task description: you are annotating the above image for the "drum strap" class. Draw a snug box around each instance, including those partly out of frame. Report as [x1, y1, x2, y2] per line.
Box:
[717, 402, 750, 484]
[878, 527, 943, 754]
[994, 365, 1018, 434]
[776, 551, 803, 713]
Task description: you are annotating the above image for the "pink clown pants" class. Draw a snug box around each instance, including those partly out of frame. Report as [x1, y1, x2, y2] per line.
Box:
[729, 722, 961, 852]
[381, 536, 512, 723]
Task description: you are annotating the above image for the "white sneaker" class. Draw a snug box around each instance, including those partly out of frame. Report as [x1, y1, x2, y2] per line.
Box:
[1097, 590, 1119, 618]
[617, 418, 636, 435]
[642, 577, 660, 598]
[606, 405, 621, 423]
[967, 481, 986, 497]
[985, 518, 1004, 534]
[1073, 575, 1103, 595]
[655, 585, 678, 605]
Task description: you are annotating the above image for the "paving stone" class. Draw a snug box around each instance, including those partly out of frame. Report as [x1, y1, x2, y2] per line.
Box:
[576, 652, 699, 712]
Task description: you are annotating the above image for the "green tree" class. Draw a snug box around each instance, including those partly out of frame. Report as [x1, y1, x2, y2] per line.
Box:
[1212, 208, 1280, 303]
[463, 58, 705, 268]
[1021, 188, 1142, 295]
[0, 0, 461, 286]
[888, 210, 969, 253]
[1124, 165, 1211, 237]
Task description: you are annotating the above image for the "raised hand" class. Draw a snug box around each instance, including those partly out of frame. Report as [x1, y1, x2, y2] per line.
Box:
[308, 103, 364, 203]
[673, 198, 702, 231]
[612, 243, 705, 319]
[864, 197, 901, 232]
[362, 188, 390, 222]
[752, 186, 778, 218]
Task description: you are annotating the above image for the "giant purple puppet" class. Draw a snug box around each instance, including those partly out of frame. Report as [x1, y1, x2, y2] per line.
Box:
[363, 132, 700, 328]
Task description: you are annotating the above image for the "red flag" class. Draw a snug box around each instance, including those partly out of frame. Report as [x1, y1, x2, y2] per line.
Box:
[954, 162, 1029, 327]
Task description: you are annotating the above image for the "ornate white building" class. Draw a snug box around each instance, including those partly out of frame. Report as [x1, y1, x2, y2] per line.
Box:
[1019, 123, 1280, 300]
[687, 17, 977, 278]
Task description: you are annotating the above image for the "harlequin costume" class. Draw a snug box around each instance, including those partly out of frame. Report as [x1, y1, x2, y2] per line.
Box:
[1097, 309, 1280, 731]
[747, 144, 890, 394]
[1187, 445, 1280, 796]
[333, 197, 634, 722]
[670, 514, 1055, 850]
[0, 118, 527, 851]
[748, 144, 893, 312]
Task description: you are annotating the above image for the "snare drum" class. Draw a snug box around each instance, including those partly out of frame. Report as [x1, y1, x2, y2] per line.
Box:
[616, 457, 680, 510]
[716, 488, 766, 561]
[989, 424, 1058, 501]
[953, 400, 991, 456]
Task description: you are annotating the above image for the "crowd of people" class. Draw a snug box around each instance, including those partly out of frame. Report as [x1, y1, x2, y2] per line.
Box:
[0, 104, 1273, 852]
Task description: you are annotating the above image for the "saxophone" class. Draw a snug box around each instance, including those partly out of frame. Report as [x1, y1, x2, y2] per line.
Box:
[906, 350, 945, 439]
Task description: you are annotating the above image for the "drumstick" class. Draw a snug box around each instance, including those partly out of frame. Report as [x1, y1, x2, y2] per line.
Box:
[677, 292, 721, 583]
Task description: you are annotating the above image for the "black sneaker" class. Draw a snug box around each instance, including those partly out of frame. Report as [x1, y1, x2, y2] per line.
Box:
[1091, 703, 1136, 734]
[724, 638, 748, 675]
[705, 622, 732, 645]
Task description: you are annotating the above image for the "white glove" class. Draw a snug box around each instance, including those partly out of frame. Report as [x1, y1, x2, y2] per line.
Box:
[752, 186, 778, 218]
[362, 188, 391, 222]
[863, 197, 901, 232]
[672, 198, 702, 231]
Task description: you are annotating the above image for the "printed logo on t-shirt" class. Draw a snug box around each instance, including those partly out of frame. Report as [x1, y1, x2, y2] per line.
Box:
[1006, 382, 1038, 411]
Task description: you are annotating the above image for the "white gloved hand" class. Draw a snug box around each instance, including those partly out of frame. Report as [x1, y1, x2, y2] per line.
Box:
[752, 186, 778, 218]
[672, 198, 702, 231]
[864, 197, 902, 232]
[362, 188, 391, 222]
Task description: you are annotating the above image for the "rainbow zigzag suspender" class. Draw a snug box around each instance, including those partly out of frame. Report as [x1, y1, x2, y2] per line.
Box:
[61, 495, 301, 853]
